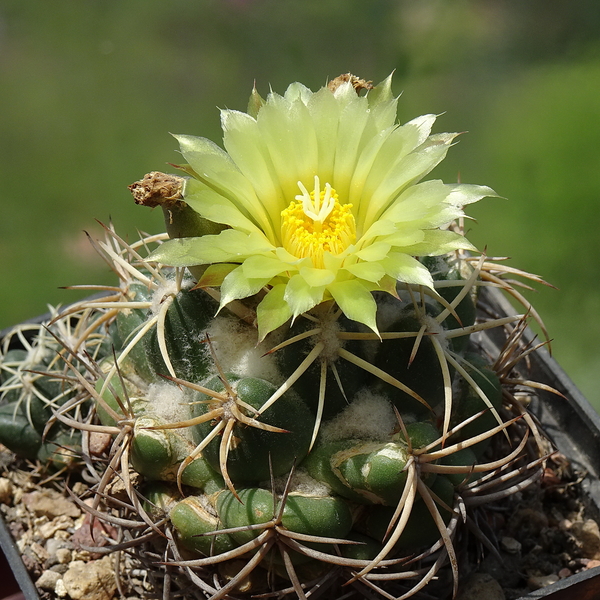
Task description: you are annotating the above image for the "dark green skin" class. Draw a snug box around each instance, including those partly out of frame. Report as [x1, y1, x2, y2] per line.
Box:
[0, 349, 27, 382]
[129, 423, 174, 480]
[0, 349, 75, 436]
[450, 353, 502, 457]
[339, 531, 384, 561]
[441, 446, 478, 487]
[301, 439, 370, 504]
[141, 481, 181, 519]
[192, 374, 313, 483]
[436, 279, 476, 352]
[36, 430, 81, 470]
[420, 256, 477, 353]
[115, 282, 157, 381]
[0, 403, 43, 460]
[275, 315, 374, 419]
[145, 286, 218, 384]
[0, 389, 58, 436]
[94, 356, 149, 427]
[372, 304, 446, 418]
[180, 455, 225, 495]
[303, 422, 440, 506]
[360, 475, 455, 553]
[170, 496, 236, 556]
[216, 487, 274, 545]
[216, 488, 353, 545]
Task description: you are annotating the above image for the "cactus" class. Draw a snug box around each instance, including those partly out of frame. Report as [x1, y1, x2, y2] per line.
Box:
[0, 74, 556, 599]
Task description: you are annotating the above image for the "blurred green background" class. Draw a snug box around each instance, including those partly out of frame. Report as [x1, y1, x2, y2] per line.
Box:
[1, 0, 599, 409]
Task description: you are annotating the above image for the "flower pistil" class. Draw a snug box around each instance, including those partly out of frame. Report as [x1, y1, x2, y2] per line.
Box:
[281, 176, 356, 268]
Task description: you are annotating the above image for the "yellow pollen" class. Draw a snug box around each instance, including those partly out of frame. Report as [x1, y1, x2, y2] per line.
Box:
[281, 176, 356, 269]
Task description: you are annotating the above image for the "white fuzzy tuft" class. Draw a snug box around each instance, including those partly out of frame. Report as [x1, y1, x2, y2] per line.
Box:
[321, 389, 397, 443]
[205, 315, 282, 383]
[149, 276, 196, 316]
[146, 382, 194, 440]
[271, 469, 332, 497]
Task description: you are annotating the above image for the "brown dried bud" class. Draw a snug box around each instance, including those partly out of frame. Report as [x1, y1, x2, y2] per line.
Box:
[327, 73, 373, 94]
[128, 171, 186, 209]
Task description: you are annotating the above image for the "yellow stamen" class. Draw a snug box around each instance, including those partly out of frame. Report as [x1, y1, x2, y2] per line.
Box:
[281, 176, 356, 269]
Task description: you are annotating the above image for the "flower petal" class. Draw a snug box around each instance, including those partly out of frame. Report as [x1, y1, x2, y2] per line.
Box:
[241, 254, 289, 279]
[380, 252, 435, 287]
[327, 279, 379, 334]
[298, 266, 336, 287]
[354, 241, 392, 262]
[344, 261, 386, 283]
[362, 133, 458, 227]
[354, 114, 438, 225]
[220, 266, 272, 308]
[258, 92, 319, 200]
[148, 230, 274, 267]
[333, 94, 373, 201]
[367, 73, 399, 130]
[400, 229, 476, 256]
[196, 263, 239, 287]
[184, 180, 262, 234]
[284, 274, 326, 317]
[306, 87, 342, 183]
[257, 284, 293, 341]
[221, 109, 284, 228]
[445, 183, 499, 206]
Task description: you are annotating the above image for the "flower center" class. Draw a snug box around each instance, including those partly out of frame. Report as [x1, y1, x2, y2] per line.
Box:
[281, 176, 356, 269]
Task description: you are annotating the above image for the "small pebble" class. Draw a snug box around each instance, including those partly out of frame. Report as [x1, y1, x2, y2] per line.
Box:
[30, 541, 49, 563]
[558, 567, 572, 578]
[22, 489, 80, 519]
[527, 574, 559, 590]
[501, 536, 521, 554]
[39, 515, 74, 539]
[0, 477, 13, 504]
[36, 569, 61, 592]
[45, 537, 73, 556]
[56, 548, 72, 564]
[456, 573, 505, 600]
[62, 556, 117, 600]
[571, 519, 600, 559]
[50, 563, 69, 575]
[89, 432, 112, 456]
[559, 518, 572, 531]
[55, 577, 68, 598]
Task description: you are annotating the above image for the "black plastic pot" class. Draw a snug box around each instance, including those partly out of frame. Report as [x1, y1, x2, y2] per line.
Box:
[1, 289, 600, 600]
[479, 290, 600, 600]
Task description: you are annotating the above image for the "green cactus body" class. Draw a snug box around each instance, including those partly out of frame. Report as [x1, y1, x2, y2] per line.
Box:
[36, 430, 82, 470]
[276, 315, 373, 418]
[115, 282, 157, 381]
[192, 374, 314, 483]
[215, 487, 353, 556]
[450, 353, 503, 456]
[141, 481, 181, 519]
[0, 403, 43, 459]
[95, 356, 149, 426]
[170, 496, 237, 556]
[304, 421, 439, 506]
[361, 475, 455, 552]
[373, 306, 446, 417]
[145, 285, 217, 383]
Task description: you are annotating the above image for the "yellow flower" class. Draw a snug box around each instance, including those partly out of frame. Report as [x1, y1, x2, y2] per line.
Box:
[149, 75, 495, 339]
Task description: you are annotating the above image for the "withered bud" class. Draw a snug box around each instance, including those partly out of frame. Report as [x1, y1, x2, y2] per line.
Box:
[327, 73, 373, 95]
[128, 172, 186, 209]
